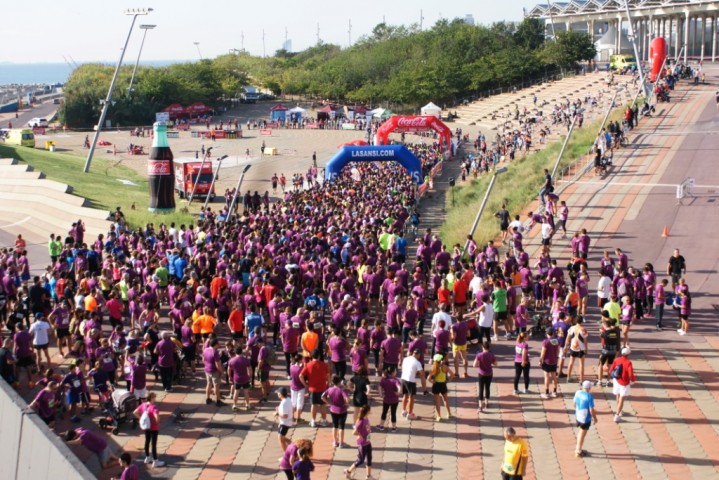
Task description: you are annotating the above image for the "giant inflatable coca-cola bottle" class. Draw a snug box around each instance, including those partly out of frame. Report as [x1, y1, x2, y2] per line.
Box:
[147, 122, 176, 213]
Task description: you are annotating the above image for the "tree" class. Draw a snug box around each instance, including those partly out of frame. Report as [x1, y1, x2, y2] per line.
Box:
[540, 30, 596, 71]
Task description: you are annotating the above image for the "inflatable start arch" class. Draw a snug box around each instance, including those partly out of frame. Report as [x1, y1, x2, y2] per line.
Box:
[324, 145, 424, 185]
[375, 115, 453, 157]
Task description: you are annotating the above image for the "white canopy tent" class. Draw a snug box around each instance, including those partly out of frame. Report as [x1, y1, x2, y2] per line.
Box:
[420, 102, 442, 118]
[288, 106, 306, 113]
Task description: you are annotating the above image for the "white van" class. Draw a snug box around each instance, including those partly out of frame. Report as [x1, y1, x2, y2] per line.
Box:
[27, 117, 48, 128]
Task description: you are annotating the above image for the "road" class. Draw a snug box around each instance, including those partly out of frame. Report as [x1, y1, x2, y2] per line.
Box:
[0, 99, 58, 129]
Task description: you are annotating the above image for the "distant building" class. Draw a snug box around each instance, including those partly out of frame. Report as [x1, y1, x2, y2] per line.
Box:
[464, 14, 475, 26]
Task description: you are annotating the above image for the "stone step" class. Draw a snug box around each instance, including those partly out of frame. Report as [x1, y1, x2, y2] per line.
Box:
[0, 178, 73, 195]
[0, 191, 110, 221]
[0, 201, 109, 240]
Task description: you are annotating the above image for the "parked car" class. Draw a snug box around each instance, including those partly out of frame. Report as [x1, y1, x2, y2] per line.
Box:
[27, 117, 48, 128]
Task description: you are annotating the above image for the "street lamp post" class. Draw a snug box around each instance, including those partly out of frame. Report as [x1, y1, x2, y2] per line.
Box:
[460, 166, 508, 259]
[194, 42, 203, 60]
[83, 8, 152, 173]
[227, 164, 252, 219]
[203, 155, 229, 210]
[128, 24, 156, 94]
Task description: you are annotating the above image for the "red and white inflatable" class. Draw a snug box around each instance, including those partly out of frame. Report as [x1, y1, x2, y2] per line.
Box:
[649, 37, 667, 82]
[375, 115, 453, 157]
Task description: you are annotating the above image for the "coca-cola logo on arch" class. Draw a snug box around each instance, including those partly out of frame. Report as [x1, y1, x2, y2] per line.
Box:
[396, 117, 431, 129]
[147, 160, 171, 175]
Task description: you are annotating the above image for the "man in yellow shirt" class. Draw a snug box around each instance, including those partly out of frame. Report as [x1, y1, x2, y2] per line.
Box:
[603, 294, 621, 323]
[501, 426, 529, 480]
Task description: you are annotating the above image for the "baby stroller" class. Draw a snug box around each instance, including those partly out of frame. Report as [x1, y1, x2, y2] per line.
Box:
[99, 389, 139, 435]
[530, 314, 551, 339]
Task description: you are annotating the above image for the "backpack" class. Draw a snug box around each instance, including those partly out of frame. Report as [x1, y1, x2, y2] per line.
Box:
[610, 362, 623, 380]
[139, 408, 152, 430]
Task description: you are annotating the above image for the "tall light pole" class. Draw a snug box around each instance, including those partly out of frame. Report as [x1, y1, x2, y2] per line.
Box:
[203, 155, 229, 210]
[83, 8, 152, 173]
[227, 164, 252, 219]
[461, 166, 508, 259]
[128, 24, 156, 94]
[194, 41, 203, 60]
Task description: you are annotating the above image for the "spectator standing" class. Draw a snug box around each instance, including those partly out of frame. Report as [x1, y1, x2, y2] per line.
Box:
[300, 350, 330, 427]
[573, 380, 598, 457]
[133, 392, 166, 468]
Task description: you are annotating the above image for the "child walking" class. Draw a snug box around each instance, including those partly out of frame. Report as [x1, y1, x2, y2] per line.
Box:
[344, 405, 373, 479]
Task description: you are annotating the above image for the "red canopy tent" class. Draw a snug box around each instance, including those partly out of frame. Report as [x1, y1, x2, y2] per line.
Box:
[318, 105, 334, 113]
[163, 103, 184, 113]
[270, 104, 289, 111]
[353, 105, 368, 114]
[188, 102, 210, 114]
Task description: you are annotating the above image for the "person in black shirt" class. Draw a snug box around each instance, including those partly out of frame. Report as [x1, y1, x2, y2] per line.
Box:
[666, 248, 686, 290]
[539, 169, 553, 206]
[494, 204, 511, 244]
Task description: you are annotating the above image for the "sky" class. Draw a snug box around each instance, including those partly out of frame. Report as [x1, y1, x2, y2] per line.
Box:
[0, 0, 536, 64]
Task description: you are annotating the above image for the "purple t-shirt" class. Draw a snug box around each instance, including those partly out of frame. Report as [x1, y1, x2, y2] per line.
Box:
[328, 336, 348, 362]
[292, 459, 315, 480]
[203, 347, 220, 373]
[515, 305, 528, 328]
[379, 376, 401, 404]
[354, 417, 371, 446]
[77, 427, 107, 454]
[156, 339, 176, 368]
[381, 337, 401, 365]
[476, 351, 496, 376]
[434, 329, 450, 352]
[324, 386, 348, 413]
[289, 364, 304, 391]
[514, 342, 529, 363]
[451, 322, 468, 346]
[281, 326, 300, 353]
[228, 355, 251, 384]
[542, 337, 560, 365]
[279, 443, 299, 470]
[258, 345, 273, 371]
[32, 388, 57, 418]
[350, 347, 367, 372]
[14, 331, 32, 358]
[119, 464, 140, 480]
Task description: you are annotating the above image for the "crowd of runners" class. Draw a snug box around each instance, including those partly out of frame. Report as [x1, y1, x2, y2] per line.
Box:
[0, 86, 696, 480]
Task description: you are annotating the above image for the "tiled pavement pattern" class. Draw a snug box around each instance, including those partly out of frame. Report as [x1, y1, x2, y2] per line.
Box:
[15, 72, 719, 480]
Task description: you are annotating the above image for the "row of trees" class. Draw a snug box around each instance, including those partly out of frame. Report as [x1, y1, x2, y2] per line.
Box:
[61, 19, 595, 127]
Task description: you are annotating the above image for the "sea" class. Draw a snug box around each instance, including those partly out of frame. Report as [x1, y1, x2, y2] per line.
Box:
[0, 60, 187, 86]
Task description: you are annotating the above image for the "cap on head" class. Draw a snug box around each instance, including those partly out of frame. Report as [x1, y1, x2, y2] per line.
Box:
[581, 380, 593, 389]
[433, 354, 444, 362]
[621, 346, 631, 356]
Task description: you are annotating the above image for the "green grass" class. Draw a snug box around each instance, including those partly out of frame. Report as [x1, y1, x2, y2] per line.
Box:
[440, 108, 626, 248]
[0, 144, 195, 228]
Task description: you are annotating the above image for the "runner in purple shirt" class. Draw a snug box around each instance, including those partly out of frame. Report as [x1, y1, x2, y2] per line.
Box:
[29, 381, 60, 425]
[344, 405, 373, 479]
[451, 319, 469, 377]
[65, 427, 118, 469]
[539, 328, 561, 399]
[228, 347, 252, 410]
[322, 375, 349, 447]
[380, 329, 402, 371]
[328, 329, 349, 380]
[378, 368, 401, 431]
[473, 341, 497, 411]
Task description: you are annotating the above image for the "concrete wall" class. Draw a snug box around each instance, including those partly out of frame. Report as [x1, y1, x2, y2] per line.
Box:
[0, 381, 94, 480]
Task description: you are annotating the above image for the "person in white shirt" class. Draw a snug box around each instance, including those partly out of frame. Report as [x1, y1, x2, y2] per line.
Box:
[541, 222, 554, 246]
[596, 271, 612, 309]
[430, 303, 453, 335]
[400, 350, 425, 420]
[468, 274, 483, 298]
[275, 387, 294, 451]
[29, 312, 52, 370]
[467, 294, 494, 345]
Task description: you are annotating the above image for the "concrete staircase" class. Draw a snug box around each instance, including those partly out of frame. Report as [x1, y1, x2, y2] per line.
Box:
[445, 71, 636, 132]
[0, 158, 110, 244]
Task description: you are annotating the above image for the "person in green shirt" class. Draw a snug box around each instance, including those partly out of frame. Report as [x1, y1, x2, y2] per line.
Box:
[154, 264, 169, 305]
[48, 234, 63, 263]
[491, 281, 509, 341]
[603, 294, 621, 323]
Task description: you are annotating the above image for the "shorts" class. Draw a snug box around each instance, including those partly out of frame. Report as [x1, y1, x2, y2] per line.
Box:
[383, 363, 397, 372]
[569, 350, 585, 358]
[310, 391, 324, 405]
[619, 320, 631, 326]
[576, 421, 591, 431]
[291, 388, 305, 410]
[369, 293, 379, 300]
[671, 273, 681, 285]
[34, 343, 49, 350]
[331, 411, 348, 429]
[521, 286, 533, 295]
[452, 344, 467, 353]
[541, 238, 551, 246]
[234, 382, 251, 391]
[454, 302, 466, 308]
[495, 311, 508, 322]
[231, 331, 245, 340]
[598, 352, 616, 365]
[182, 346, 196, 362]
[217, 310, 229, 324]
[17, 356, 34, 368]
[278, 424, 290, 437]
[432, 382, 448, 395]
[205, 371, 221, 386]
[679, 314, 689, 320]
[401, 380, 417, 396]
[56, 328, 70, 339]
[541, 363, 558, 373]
[98, 446, 112, 466]
[133, 387, 148, 399]
[259, 370, 270, 382]
[612, 382, 631, 397]
[66, 390, 80, 405]
[40, 414, 54, 425]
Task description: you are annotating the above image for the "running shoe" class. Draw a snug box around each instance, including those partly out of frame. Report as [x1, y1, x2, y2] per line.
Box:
[407, 413, 418, 420]
[153, 460, 166, 468]
[550, 392, 558, 398]
[614, 414, 621, 423]
[376, 425, 385, 431]
[435, 415, 441, 421]
[513, 389, 520, 395]
[540, 393, 549, 399]
[401, 410, 408, 418]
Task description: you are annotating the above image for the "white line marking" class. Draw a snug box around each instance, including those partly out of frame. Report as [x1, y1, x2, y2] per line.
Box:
[0, 216, 32, 228]
[560, 180, 719, 189]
